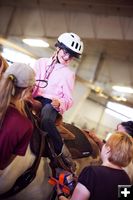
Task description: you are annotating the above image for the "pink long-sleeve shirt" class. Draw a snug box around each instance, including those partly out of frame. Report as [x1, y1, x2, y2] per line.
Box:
[32, 57, 75, 114]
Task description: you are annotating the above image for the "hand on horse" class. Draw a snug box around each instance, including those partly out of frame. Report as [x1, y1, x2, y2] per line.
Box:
[84, 130, 104, 150]
[57, 183, 68, 200]
[51, 98, 60, 109]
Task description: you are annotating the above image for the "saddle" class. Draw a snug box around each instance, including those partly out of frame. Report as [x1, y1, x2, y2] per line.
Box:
[63, 123, 93, 159]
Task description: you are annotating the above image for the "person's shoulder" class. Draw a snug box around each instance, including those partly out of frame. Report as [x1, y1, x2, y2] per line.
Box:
[7, 106, 20, 115]
[7, 106, 32, 127]
[82, 165, 103, 174]
[78, 166, 95, 180]
[80, 165, 95, 174]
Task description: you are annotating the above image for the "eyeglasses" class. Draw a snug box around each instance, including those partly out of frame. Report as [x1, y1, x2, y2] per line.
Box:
[61, 49, 73, 58]
[103, 139, 106, 144]
[35, 79, 48, 88]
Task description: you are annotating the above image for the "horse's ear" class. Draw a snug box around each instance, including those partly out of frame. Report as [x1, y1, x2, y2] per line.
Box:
[57, 124, 75, 140]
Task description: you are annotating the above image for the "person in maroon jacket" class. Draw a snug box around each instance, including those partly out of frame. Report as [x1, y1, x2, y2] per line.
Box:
[0, 62, 35, 170]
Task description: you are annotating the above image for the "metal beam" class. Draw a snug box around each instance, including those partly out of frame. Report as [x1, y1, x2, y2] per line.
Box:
[92, 52, 105, 83]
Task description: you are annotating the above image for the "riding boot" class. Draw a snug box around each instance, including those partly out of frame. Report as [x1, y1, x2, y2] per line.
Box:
[55, 145, 76, 172]
[49, 146, 76, 173]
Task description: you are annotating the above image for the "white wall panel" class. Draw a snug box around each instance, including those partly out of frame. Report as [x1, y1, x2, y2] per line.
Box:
[96, 15, 123, 39]
[1, 6, 133, 40]
[44, 10, 67, 37]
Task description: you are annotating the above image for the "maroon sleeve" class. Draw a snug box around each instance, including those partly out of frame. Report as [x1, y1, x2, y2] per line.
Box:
[13, 126, 33, 156]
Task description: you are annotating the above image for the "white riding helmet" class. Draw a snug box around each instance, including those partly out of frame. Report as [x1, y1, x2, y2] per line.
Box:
[55, 32, 84, 58]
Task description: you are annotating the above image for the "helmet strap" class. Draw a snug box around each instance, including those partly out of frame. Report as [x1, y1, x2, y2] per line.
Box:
[55, 48, 61, 63]
[56, 56, 60, 63]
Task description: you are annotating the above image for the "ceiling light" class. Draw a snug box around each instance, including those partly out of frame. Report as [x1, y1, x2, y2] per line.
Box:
[112, 95, 127, 102]
[2, 48, 36, 65]
[107, 101, 133, 120]
[93, 86, 102, 93]
[112, 86, 133, 93]
[22, 39, 49, 47]
[98, 92, 108, 99]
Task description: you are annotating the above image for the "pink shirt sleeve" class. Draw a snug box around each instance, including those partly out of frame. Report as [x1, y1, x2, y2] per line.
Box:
[58, 71, 75, 114]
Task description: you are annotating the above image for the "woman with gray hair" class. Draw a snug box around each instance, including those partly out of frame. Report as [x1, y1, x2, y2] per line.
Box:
[0, 62, 35, 170]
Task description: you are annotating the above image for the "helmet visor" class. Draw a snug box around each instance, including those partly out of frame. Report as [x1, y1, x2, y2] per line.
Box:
[55, 42, 80, 58]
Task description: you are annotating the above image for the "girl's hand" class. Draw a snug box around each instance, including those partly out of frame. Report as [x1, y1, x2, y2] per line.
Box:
[51, 98, 60, 109]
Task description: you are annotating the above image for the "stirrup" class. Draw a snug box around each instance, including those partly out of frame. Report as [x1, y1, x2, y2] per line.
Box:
[56, 153, 76, 172]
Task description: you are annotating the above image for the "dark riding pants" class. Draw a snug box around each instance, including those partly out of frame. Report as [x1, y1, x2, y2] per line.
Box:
[35, 96, 63, 155]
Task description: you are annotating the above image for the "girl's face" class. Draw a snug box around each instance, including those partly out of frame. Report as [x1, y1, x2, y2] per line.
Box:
[57, 48, 73, 65]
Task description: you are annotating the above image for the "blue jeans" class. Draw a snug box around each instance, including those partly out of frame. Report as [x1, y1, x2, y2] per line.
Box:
[35, 96, 63, 155]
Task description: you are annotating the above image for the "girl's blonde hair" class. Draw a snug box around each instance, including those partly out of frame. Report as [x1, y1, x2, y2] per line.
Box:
[106, 131, 133, 167]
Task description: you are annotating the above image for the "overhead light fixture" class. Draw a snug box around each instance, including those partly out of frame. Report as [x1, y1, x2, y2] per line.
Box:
[94, 86, 102, 93]
[112, 86, 133, 94]
[2, 48, 36, 65]
[112, 95, 127, 102]
[98, 92, 108, 99]
[106, 101, 133, 120]
[22, 39, 49, 47]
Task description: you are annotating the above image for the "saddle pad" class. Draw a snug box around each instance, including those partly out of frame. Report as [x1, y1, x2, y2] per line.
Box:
[63, 123, 93, 159]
